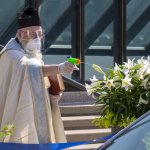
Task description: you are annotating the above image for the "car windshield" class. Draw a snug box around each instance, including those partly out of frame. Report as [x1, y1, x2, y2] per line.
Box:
[98, 111, 150, 150]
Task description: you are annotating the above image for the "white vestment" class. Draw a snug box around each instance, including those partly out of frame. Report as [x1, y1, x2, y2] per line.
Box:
[0, 38, 66, 144]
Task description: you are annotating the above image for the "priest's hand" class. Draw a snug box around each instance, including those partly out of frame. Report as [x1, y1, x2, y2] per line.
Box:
[50, 93, 62, 103]
[42, 62, 79, 77]
[58, 62, 79, 74]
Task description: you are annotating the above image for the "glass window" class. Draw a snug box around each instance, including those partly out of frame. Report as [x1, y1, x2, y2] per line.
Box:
[52, 24, 71, 46]
[85, 0, 113, 34]
[85, 56, 114, 80]
[127, 0, 150, 47]
[91, 23, 113, 47]
[85, 0, 113, 47]
[127, 0, 150, 29]
[128, 22, 150, 47]
[40, 0, 71, 31]
[0, 0, 25, 37]
[40, 0, 71, 47]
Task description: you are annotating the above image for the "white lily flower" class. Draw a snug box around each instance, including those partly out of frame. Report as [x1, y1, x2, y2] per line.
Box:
[103, 79, 114, 89]
[86, 89, 95, 96]
[85, 83, 91, 90]
[141, 56, 150, 67]
[122, 68, 129, 75]
[123, 58, 134, 69]
[90, 81, 100, 88]
[137, 64, 150, 76]
[103, 75, 106, 80]
[135, 69, 144, 79]
[139, 56, 147, 65]
[85, 83, 94, 96]
[134, 72, 144, 80]
[135, 65, 147, 78]
[138, 95, 148, 105]
[145, 65, 150, 74]
[141, 79, 148, 89]
[121, 76, 133, 90]
[142, 56, 150, 65]
[147, 55, 150, 63]
[114, 63, 120, 73]
[137, 57, 143, 64]
[90, 75, 98, 82]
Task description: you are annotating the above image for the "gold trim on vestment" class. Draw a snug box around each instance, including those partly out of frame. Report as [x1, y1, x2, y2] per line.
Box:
[39, 66, 55, 142]
[27, 66, 38, 135]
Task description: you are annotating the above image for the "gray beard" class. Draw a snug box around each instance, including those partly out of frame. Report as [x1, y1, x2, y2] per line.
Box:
[24, 48, 43, 62]
[19, 39, 43, 61]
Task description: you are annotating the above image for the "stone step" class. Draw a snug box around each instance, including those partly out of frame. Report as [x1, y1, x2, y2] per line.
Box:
[60, 91, 96, 105]
[62, 115, 100, 130]
[60, 104, 104, 116]
[65, 128, 111, 142]
[66, 143, 103, 150]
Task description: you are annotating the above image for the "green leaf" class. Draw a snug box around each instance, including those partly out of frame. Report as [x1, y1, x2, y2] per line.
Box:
[2, 126, 8, 131]
[116, 71, 124, 79]
[0, 132, 3, 137]
[130, 63, 142, 70]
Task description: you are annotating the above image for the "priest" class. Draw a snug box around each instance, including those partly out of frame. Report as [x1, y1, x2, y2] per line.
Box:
[0, 6, 77, 144]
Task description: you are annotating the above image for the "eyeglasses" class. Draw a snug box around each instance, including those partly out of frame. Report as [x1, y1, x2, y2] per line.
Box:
[19, 29, 45, 39]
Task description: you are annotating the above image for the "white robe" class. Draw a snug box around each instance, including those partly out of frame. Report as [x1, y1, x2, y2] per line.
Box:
[0, 38, 66, 144]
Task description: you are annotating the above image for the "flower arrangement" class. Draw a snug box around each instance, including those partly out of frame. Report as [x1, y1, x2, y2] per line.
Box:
[86, 56, 150, 128]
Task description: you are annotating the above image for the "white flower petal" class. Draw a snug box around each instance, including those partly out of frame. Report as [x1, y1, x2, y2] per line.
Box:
[90, 75, 98, 82]
[121, 76, 133, 90]
[138, 95, 148, 105]
[85, 83, 91, 89]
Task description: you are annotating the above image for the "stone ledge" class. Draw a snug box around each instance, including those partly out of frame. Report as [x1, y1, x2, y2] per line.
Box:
[60, 91, 96, 105]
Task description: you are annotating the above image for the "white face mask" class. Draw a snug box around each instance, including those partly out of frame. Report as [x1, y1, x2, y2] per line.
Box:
[25, 38, 41, 53]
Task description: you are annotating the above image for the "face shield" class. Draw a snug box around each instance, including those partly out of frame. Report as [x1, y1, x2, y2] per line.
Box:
[19, 29, 45, 53]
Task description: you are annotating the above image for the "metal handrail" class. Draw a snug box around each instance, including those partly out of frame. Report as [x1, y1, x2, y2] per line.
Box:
[62, 75, 86, 91]
[62, 76, 102, 99]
